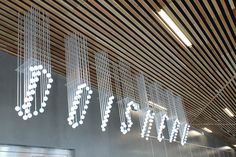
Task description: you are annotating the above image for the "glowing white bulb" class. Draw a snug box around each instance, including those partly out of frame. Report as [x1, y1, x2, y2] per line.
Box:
[33, 65, 38, 71]
[27, 102, 32, 107]
[30, 78, 35, 84]
[49, 78, 53, 83]
[18, 111, 23, 116]
[32, 83, 37, 88]
[82, 110, 86, 115]
[85, 100, 90, 104]
[39, 108, 44, 113]
[30, 89, 35, 95]
[45, 90, 50, 95]
[33, 110, 38, 116]
[86, 86, 90, 91]
[87, 95, 91, 99]
[42, 69, 47, 74]
[88, 90, 93, 94]
[28, 113, 32, 118]
[22, 104, 27, 109]
[79, 120, 83, 124]
[23, 115, 28, 120]
[41, 102, 46, 107]
[68, 121, 73, 125]
[84, 105, 88, 109]
[47, 84, 51, 89]
[81, 115, 85, 120]
[72, 123, 77, 128]
[37, 71, 41, 76]
[25, 108, 30, 114]
[35, 77, 39, 82]
[15, 106, 20, 111]
[102, 128, 106, 132]
[29, 66, 34, 71]
[38, 65, 43, 70]
[46, 73, 51, 78]
[43, 96, 48, 101]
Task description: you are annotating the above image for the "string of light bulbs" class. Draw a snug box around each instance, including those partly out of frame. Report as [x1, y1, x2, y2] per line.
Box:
[65, 33, 92, 128]
[16, 7, 53, 120]
[95, 52, 114, 132]
[113, 60, 138, 134]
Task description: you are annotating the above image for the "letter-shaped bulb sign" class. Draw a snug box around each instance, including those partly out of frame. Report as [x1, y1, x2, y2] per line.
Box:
[168, 118, 180, 143]
[180, 123, 190, 145]
[154, 111, 169, 142]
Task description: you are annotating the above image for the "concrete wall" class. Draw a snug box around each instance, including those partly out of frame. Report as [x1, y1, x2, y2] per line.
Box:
[0, 52, 234, 157]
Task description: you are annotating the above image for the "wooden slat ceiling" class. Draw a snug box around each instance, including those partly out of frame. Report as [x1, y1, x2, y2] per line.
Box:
[0, 0, 236, 145]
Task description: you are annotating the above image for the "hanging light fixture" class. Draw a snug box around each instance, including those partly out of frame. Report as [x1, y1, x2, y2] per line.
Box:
[148, 83, 169, 142]
[175, 96, 190, 145]
[166, 91, 180, 143]
[95, 52, 114, 132]
[136, 73, 155, 140]
[113, 60, 139, 134]
[16, 7, 53, 120]
[65, 33, 92, 128]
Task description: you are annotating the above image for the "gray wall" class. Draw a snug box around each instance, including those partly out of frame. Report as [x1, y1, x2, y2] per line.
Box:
[0, 52, 234, 157]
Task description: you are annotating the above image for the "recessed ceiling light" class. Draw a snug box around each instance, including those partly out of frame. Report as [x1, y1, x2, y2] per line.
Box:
[157, 9, 192, 47]
[188, 130, 202, 137]
[219, 146, 232, 150]
[223, 107, 234, 117]
[233, 145, 236, 147]
[202, 127, 212, 133]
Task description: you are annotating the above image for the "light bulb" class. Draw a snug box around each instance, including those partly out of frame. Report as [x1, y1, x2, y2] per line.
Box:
[49, 78, 53, 83]
[23, 115, 28, 120]
[18, 111, 23, 116]
[79, 120, 83, 124]
[102, 128, 106, 132]
[33, 110, 38, 116]
[30, 78, 35, 84]
[35, 77, 39, 82]
[46, 73, 51, 78]
[33, 65, 38, 71]
[32, 83, 37, 88]
[84, 105, 88, 109]
[88, 90, 93, 94]
[32, 72, 37, 77]
[39, 108, 44, 113]
[25, 108, 30, 114]
[22, 104, 27, 109]
[38, 64, 43, 70]
[87, 95, 91, 99]
[28, 113, 32, 118]
[85, 100, 90, 104]
[82, 110, 86, 115]
[30, 89, 35, 95]
[37, 71, 41, 76]
[29, 96, 33, 102]
[29, 66, 34, 71]
[15, 106, 20, 111]
[86, 86, 90, 91]
[74, 105, 78, 110]
[81, 115, 85, 120]
[41, 102, 46, 107]
[45, 90, 50, 95]
[27, 102, 32, 107]
[68, 121, 73, 125]
[72, 123, 77, 128]
[47, 84, 51, 89]
[43, 96, 48, 101]
[42, 69, 47, 74]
